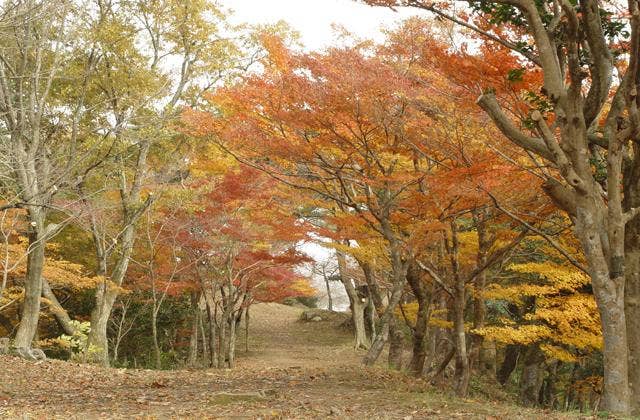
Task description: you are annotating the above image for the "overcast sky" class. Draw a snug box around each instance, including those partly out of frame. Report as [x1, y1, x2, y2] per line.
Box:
[223, 0, 425, 51]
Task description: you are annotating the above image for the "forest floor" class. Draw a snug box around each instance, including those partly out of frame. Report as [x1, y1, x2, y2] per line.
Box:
[0, 303, 581, 419]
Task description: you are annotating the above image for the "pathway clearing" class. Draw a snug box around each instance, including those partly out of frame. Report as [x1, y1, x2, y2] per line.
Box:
[0, 303, 570, 418]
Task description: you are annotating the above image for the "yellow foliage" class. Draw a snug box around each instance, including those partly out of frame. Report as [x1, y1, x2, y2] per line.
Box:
[481, 249, 602, 361]
[475, 324, 552, 345]
[290, 279, 317, 297]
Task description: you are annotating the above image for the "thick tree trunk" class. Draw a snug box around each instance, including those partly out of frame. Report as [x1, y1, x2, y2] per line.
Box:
[202, 286, 218, 367]
[362, 231, 408, 366]
[625, 228, 640, 414]
[388, 317, 404, 370]
[337, 250, 369, 349]
[14, 218, 45, 349]
[364, 296, 376, 340]
[362, 278, 405, 366]
[469, 210, 489, 370]
[478, 339, 497, 375]
[87, 286, 118, 365]
[406, 261, 430, 376]
[497, 344, 520, 385]
[359, 259, 381, 341]
[623, 154, 640, 414]
[450, 223, 470, 397]
[592, 276, 630, 413]
[541, 361, 559, 408]
[520, 346, 545, 406]
[351, 299, 369, 350]
[574, 200, 630, 413]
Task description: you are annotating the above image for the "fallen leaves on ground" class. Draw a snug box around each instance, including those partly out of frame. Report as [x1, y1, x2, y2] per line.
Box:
[0, 304, 576, 419]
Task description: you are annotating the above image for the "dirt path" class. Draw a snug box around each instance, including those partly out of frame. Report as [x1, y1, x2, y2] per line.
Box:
[0, 304, 568, 419]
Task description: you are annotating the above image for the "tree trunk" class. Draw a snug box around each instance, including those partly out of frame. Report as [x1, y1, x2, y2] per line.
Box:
[218, 302, 229, 368]
[14, 218, 45, 349]
[362, 231, 408, 366]
[41, 278, 76, 336]
[623, 154, 640, 414]
[625, 229, 640, 414]
[337, 250, 369, 349]
[244, 306, 250, 353]
[406, 261, 430, 376]
[453, 286, 470, 397]
[351, 299, 369, 350]
[227, 311, 237, 368]
[520, 346, 545, 406]
[429, 343, 455, 385]
[388, 317, 404, 370]
[87, 217, 138, 366]
[188, 293, 199, 367]
[593, 276, 630, 413]
[87, 286, 118, 365]
[359, 259, 381, 341]
[497, 344, 520, 385]
[573, 200, 630, 413]
[479, 339, 497, 375]
[152, 308, 161, 369]
[199, 306, 209, 362]
[541, 361, 559, 408]
[364, 296, 376, 340]
[469, 210, 489, 370]
[202, 286, 218, 367]
[450, 222, 470, 397]
[362, 278, 405, 366]
[324, 276, 333, 312]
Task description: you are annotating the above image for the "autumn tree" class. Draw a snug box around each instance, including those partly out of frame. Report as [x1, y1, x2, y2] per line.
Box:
[170, 165, 312, 368]
[0, 0, 104, 350]
[66, 0, 246, 365]
[479, 238, 602, 407]
[361, 1, 640, 413]
[186, 41, 442, 367]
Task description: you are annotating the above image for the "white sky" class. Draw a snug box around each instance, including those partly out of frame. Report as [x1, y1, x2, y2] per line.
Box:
[224, 0, 425, 51]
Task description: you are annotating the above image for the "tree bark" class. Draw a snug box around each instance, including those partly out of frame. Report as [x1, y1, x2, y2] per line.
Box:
[478, 339, 497, 375]
[469, 210, 490, 370]
[41, 278, 76, 336]
[520, 346, 545, 406]
[448, 222, 470, 397]
[623, 151, 640, 414]
[363, 224, 408, 366]
[406, 261, 430, 376]
[152, 307, 161, 369]
[202, 285, 218, 367]
[87, 286, 118, 365]
[188, 293, 199, 366]
[497, 344, 520, 385]
[14, 217, 45, 349]
[324, 275, 333, 312]
[388, 317, 404, 370]
[362, 278, 405, 366]
[337, 250, 369, 349]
